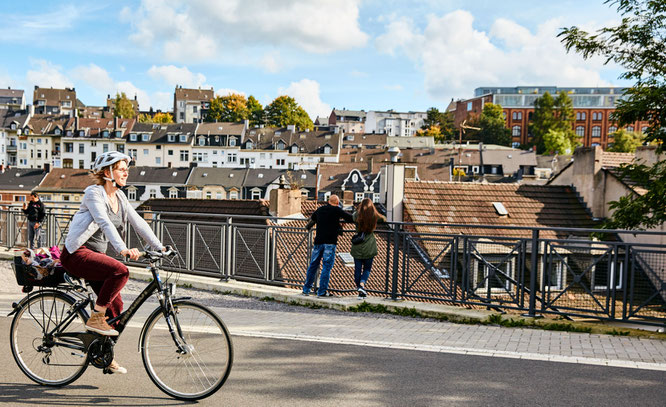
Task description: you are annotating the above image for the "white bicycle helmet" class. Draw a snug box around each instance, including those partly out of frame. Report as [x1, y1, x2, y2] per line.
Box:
[92, 151, 132, 186]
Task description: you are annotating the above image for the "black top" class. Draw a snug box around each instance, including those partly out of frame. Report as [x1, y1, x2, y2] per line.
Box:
[308, 204, 353, 245]
[22, 200, 45, 223]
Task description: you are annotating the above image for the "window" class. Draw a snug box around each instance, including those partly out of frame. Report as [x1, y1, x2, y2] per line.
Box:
[79, 160, 84, 169]
[301, 189, 309, 198]
[608, 125, 617, 135]
[324, 146, 331, 154]
[149, 189, 157, 199]
[474, 257, 515, 293]
[512, 111, 522, 120]
[227, 153, 237, 163]
[291, 145, 298, 154]
[143, 149, 149, 155]
[206, 191, 212, 199]
[591, 126, 601, 138]
[128, 189, 136, 201]
[229, 137, 236, 147]
[180, 135, 187, 142]
[180, 150, 189, 161]
[576, 112, 586, 121]
[251, 189, 262, 200]
[575, 126, 585, 137]
[65, 143, 73, 153]
[79, 143, 85, 154]
[216, 192, 222, 199]
[641, 126, 648, 134]
[198, 137, 205, 146]
[467, 102, 472, 111]
[142, 134, 150, 142]
[592, 112, 602, 121]
[117, 144, 125, 154]
[472, 166, 479, 174]
[102, 130, 109, 138]
[276, 159, 285, 166]
[156, 157, 161, 165]
[168, 149, 173, 156]
[543, 260, 566, 291]
[129, 149, 138, 160]
[168, 134, 175, 142]
[103, 144, 109, 153]
[229, 189, 239, 200]
[246, 141, 253, 150]
[626, 125, 634, 132]
[355, 192, 364, 202]
[592, 260, 623, 291]
[130, 134, 137, 141]
[37, 150, 42, 159]
[193, 106, 198, 113]
[512, 126, 521, 137]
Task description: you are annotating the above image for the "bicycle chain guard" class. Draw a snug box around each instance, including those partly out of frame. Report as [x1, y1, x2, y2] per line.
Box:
[88, 337, 114, 369]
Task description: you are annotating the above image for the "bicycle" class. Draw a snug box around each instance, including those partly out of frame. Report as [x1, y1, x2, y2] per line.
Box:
[8, 248, 234, 401]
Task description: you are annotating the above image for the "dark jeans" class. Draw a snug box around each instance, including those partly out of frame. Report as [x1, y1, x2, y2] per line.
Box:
[27, 220, 41, 249]
[303, 244, 336, 296]
[354, 257, 374, 288]
[60, 246, 128, 324]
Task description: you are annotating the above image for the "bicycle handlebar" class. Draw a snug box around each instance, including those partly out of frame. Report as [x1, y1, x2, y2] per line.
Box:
[141, 246, 177, 262]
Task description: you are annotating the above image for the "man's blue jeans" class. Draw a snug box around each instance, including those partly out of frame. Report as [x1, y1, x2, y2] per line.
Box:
[303, 244, 336, 296]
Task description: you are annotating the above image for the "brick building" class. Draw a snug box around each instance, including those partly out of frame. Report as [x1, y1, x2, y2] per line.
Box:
[450, 86, 649, 149]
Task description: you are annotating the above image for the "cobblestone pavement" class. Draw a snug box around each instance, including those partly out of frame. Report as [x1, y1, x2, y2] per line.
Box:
[2, 260, 665, 371]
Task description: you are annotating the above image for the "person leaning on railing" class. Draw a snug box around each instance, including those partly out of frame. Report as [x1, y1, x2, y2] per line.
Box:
[59, 151, 167, 375]
[351, 198, 386, 299]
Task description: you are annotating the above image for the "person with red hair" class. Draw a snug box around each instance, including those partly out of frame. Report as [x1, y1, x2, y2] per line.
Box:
[351, 198, 385, 298]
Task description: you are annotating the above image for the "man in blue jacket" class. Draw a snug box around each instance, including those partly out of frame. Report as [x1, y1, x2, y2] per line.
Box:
[302, 194, 353, 297]
[22, 192, 45, 249]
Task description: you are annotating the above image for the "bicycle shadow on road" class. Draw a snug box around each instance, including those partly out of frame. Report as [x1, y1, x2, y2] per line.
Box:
[0, 383, 191, 406]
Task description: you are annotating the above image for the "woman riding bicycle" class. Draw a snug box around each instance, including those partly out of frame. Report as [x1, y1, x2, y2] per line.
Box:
[60, 151, 166, 374]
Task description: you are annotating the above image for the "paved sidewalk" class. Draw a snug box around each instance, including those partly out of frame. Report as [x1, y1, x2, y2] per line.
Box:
[2, 248, 666, 372]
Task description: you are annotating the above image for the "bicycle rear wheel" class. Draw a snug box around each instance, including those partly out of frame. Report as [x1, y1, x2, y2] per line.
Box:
[10, 291, 89, 386]
[141, 300, 233, 400]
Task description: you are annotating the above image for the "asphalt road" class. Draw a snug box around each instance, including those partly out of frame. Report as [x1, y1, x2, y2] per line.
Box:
[0, 318, 664, 407]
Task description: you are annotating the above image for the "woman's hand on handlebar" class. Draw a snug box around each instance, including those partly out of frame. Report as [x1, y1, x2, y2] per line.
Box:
[120, 248, 142, 260]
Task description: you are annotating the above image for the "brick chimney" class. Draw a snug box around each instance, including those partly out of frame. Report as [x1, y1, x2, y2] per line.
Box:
[269, 188, 303, 222]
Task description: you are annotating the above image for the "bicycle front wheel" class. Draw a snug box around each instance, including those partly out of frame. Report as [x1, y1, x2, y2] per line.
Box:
[10, 291, 89, 386]
[141, 300, 233, 400]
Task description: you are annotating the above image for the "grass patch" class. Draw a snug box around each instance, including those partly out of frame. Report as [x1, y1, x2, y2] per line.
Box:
[606, 328, 631, 336]
[483, 314, 593, 333]
[260, 296, 276, 302]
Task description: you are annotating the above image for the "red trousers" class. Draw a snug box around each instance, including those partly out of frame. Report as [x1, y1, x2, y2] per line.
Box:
[60, 246, 128, 324]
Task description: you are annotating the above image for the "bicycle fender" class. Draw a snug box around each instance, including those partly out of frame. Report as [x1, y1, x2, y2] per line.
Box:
[7, 288, 64, 317]
[136, 297, 192, 352]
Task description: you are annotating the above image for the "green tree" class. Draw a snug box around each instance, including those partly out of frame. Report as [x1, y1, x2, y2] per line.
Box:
[264, 95, 313, 130]
[206, 93, 249, 122]
[113, 92, 136, 119]
[543, 129, 574, 155]
[607, 129, 644, 153]
[472, 103, 512, 146]
[247, 95, 265, 126]
[530, 92, 556, 153]
[422, 107, 456, 142]
[559, 0, 666, 230]
[138, 112, 174, 124]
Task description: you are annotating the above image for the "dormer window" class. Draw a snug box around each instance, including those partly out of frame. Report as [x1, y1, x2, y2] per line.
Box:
[198, 137, 205, 146]
[115, 130, 122, 138]
[301, 174, 307, 179]
[291, 145, 298, 154]
[78, 130, 85, 137]
[66, 130, 72, 136]
[258, 173, 264, 178]
[10, 123, 16, 130]
[54, 129, 61, 135]
[246, 141, 253, 150]
[179, 134, 187, 142]
[277, 141, 285, 150]
[130, 134, 137, 141]
[102, 130, 109, 138]
[229, 137, 236, 147]
[168, 134, 175, 142]
[214, 136, 219, 143]
[24, 128, 30, 135]
[324, 145, 331, 154]
[142, 134, 150, 142]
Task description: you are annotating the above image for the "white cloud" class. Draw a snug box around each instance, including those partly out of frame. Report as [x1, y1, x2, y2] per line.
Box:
[278, 79, 331, 120]
[151, 91, 173, 112]
[115, 81, 151, 110]
[26, 59, 74, 89]
[123, 0, 368, 63]
[259, 53, 281, 74]
[71, 64, 115, 92]
[215, 89, 246, 97]
[148, 65, 208, 88]
[376, 10, 612, 100]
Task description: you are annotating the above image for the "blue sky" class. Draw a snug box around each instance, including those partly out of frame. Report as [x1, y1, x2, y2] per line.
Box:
[0, 1, 628, 120]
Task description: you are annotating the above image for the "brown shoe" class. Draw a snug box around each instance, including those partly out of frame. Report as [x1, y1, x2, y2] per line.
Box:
[107, 359, 127, 374]
[86, 312, 119, 336]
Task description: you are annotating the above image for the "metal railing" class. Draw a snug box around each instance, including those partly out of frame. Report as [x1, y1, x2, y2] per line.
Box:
[2, 207, 665, 327]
